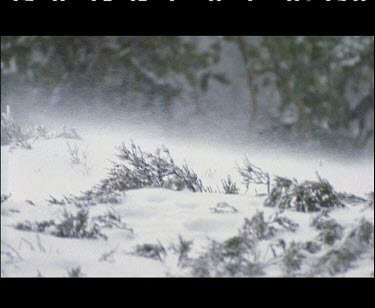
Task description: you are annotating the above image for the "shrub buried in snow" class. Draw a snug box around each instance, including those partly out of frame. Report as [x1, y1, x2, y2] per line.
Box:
[1, 106, 82, 149]
[106, 142, 207, 193]
[237, 157, 270, 195]
[265, 174, 345, 212]
[1, 106, 31, 149]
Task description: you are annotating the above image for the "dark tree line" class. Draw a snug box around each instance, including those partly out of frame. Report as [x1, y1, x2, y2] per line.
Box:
[1, 36, 373, 148]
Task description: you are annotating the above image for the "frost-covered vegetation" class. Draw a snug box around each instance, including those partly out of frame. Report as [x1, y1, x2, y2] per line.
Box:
[1, 129, 373, 277]
[264, 175, 345, 212]
[1, 36, 373, 277]
[1, 106, 81, 150]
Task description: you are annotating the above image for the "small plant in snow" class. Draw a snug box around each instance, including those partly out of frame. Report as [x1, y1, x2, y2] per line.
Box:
[221, 176, 239, 195]
[281, 242, 306, 276]
[47, 189, 122, 208]
[170, 235, 194, 268]
[67, 266, 85, 277]
[55, 126, 82, 140]
[265, 174, 344, 213]
[237, 157, 270, 195]
[313, 218, 374, 276]
[92, 208, 133, 233]
[14, 209, 106, 240]
[242, 212, 275, 240]
[338, 192, 367, 205]
[67, 142, 91, 175]
[311, 211, 344, 246]
[242, 211, 299, 241]
[1, 194, 11, 204]
[1, 106, 31, 149]
[189, 213, 298, 277]
[134, 241, 167, 262]
[348, 218, 374, 246]
[15, 220, 56, 233]
[368, 192, 374, 208]
[101, 142, 207, 193]
[191, 235, 263, 277]
[315, 248, 357, 276]
[1, 106, 82, 149]
[302, 241, 322, 254]
[54, 209, 106, 240]
[318, 222, 344, 246]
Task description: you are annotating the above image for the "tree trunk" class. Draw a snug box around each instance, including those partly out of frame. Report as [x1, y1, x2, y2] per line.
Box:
[235, 36, 258, 126]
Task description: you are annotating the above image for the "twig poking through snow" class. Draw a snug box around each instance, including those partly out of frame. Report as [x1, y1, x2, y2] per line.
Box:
[237, 157, 270, 195]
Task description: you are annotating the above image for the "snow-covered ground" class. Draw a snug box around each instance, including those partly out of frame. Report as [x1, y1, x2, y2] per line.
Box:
[1, 122, 374, 277]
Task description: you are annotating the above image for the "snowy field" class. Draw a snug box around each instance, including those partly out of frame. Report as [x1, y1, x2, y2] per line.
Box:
[1, 121, 374, 277]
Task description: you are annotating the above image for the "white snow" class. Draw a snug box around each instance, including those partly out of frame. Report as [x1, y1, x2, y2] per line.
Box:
[1, 123, 374, 277]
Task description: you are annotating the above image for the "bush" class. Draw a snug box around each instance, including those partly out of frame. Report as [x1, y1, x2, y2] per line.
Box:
[15, 220, 55, 233]
[15, 209, 106, 240]
[47, 190, 121, 208]
[189, 213, 298, 277]
[338, 193, 367, 206]
[1, 106, 31, 149]
[265, 175, 345, 212]
[92, 208, 133, 233]
[302, 241, 322, 254]
[282, 242, 306, 276]
[191, 236, 263, 277]
[1, 194, 11, 204]
[368, 192, 374, 208]
[311, 211, 344, 246]
[237, 157, 270, 195]
[313, 218, 374, 276]
[67, 266, 85, 277]
[134, 241, 167, 262]
[315, 248, 357, 276]
[54, 209, 105, 239]
[221, 176, 239, 195]
[99, 142, 207, 194]
[348, 218, 374, 246]
[170, 235, 194, 268]
[242, 211, 299, 241]
[67, 142, 91, 175]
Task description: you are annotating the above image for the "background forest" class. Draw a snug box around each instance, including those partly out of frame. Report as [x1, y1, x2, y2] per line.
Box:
[1, 36, 374, 153]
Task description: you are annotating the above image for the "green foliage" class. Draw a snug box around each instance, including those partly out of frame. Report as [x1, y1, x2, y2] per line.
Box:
[302, 241, 322, 254]
[15, 220, 55, 233]
[191, 236, 263, 277]
[170, 235, 193, 268]
[1, 107, 32, 148]
[242, 211, 299, 240]
[368, 192, 374, 208]
[237, 157, 270, 194]
[338, 193, 368, 206]
[1, 36, 226, 112]
[348, 218, 374, 245]
[135, 241, 167, 262]
[282, 242, 306, 275]
[54, 209, 105, 239]
[189, 212, 299, 277]
[105, 142, 207, 193]
[221, 176, 239, 195]
[228, 36, 374, 147]
[92, 208, 133, 232]
[315, 248, 357, 276]
[242, 212, 275, 240]
[265, 175, 345, 212]
[313, 218, 374, 276]
[67, 266, 85, 278]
